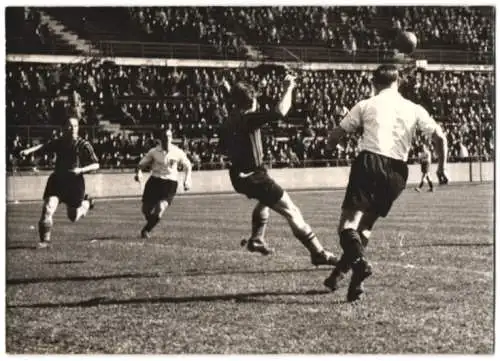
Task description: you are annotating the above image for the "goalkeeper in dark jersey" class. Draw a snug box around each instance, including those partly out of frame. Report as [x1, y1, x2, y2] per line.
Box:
[219, 73, 337, 267]
[19, 117, 99, 248]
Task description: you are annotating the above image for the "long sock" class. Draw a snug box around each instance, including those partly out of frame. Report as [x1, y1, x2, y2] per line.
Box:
[75, 200, 90, 221]
[418, 180, 424, 188]
[359, 233, 370, 248]
[427, 178, 434, 190]
[295, 230, 324, 255]
[38, 220, 52, 242]
[144, 214, 160, 232]
[339, 229, 364, 266]
[250, 208, 269, 241]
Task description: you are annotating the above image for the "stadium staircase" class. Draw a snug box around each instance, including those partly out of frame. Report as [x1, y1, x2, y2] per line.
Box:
[38, 11, 99, 55]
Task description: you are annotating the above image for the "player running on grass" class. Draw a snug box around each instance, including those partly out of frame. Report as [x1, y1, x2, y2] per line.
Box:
[135, 128, 192, 239]
[414, 144, 434, 192]
[219, 73, 338, 267]
[324, 64, 448, 301]
[19, 117, 99, 249]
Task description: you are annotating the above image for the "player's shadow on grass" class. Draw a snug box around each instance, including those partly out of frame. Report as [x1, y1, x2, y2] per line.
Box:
[6, 244, 37, 250]
[7, 289, 345, 308]
[395, 242, 493, 248]
[6, 272, 161, 285]
[6, 267, 330, 285]
[46, 260, 87, 265]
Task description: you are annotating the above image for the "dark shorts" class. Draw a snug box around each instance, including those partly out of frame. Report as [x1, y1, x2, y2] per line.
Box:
[229, 167, 284, 207]
[421, 162, 430, 174]
[342, 151, 408, 218]
[142, 176, 178, 205]
[43, 172, 86, 208]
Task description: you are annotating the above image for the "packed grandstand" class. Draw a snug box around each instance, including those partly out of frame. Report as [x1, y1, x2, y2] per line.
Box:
[6, 6, 495, 172]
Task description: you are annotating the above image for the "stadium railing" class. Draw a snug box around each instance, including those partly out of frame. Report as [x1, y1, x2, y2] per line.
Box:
[258, 45, 494, 65]
[96, 40, 493, 65]
[15, 39, 493, 65]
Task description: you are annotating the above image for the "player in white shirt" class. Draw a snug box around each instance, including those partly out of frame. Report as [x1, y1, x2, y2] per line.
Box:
[324, 64, 448, 302]
[135, 129, 192, 238]
[414, 144, 434, 192]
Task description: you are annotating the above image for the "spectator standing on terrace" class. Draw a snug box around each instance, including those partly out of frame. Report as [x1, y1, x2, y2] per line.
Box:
[324, 65, 448, 302]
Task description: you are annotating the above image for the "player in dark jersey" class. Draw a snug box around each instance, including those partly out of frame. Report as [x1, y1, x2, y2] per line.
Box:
[219, 74, 338, 267]
[414, 144, 434, 192]
[19, 117, 100, 248]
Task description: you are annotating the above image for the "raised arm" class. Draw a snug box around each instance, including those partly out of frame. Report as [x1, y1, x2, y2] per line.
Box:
[243, 74, 297, 130]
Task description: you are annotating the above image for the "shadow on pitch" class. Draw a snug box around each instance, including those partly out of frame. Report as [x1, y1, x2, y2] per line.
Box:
[6, 244, 37, 250]
[7, 289, 346, 309]
[6, 272, 162, 285]
[46, 260, 87, 265]
[395, 242, 493, 248]
[6, 266, 331, 285]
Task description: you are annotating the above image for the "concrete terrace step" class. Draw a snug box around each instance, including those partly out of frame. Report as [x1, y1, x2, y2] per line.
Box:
[39, 11, 100, 55]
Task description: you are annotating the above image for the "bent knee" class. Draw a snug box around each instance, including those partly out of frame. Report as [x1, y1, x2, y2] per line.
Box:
[156, 200, 170, 217]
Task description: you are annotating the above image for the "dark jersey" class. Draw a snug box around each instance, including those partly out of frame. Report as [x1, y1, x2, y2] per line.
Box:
[42, 137, 99, 174]
[220, 110, 281, 171]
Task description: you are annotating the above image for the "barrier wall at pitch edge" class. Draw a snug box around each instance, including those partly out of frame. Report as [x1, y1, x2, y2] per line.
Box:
[6, 162, 495, 202]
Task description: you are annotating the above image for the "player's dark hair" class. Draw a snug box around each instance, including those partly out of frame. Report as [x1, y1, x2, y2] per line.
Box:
[231, 81, 256, 110]
[373, 64, 399, 87]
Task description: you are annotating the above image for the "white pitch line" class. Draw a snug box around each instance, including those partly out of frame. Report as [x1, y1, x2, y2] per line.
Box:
[97, 239, 493, 279]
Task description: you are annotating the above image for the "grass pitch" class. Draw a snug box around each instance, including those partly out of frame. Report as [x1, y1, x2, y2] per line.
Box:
[5, 183, 494, 353]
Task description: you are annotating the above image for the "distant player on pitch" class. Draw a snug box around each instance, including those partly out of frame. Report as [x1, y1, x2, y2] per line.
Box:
[219, 73, 338, 267]
[135, 129, 192, 239]
[414, 144, 434, 192]
[19, 117, 99, 248]
[325, 64, 448, 301]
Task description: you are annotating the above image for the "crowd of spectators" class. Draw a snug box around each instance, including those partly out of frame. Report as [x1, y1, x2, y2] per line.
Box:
[7, 7, 494, 64]
[6, 61, 495, 172]
[128, 7, 248, 58]
[6, 7, 54, 54]
[125, 6, 493, 58]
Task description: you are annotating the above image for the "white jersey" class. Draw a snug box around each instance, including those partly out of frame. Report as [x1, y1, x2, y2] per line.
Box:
[139, 144, 191, 181]
[340, 88, 440, 162]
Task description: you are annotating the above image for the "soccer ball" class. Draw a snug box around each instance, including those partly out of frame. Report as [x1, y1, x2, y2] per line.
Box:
[396, 31, 418, 54]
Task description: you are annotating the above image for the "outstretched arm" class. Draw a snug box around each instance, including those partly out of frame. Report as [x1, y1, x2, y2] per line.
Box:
[19, 144, 44, 157]
[72, 163, 100, 175]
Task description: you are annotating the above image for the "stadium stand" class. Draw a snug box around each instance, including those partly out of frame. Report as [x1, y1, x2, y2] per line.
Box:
[6, 60, 495, 171]
[6, 7, 494, 64]
[5, 6, 495, 172]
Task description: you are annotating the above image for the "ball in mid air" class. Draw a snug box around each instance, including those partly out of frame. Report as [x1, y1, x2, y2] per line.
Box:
[396, 31, 418, 54]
